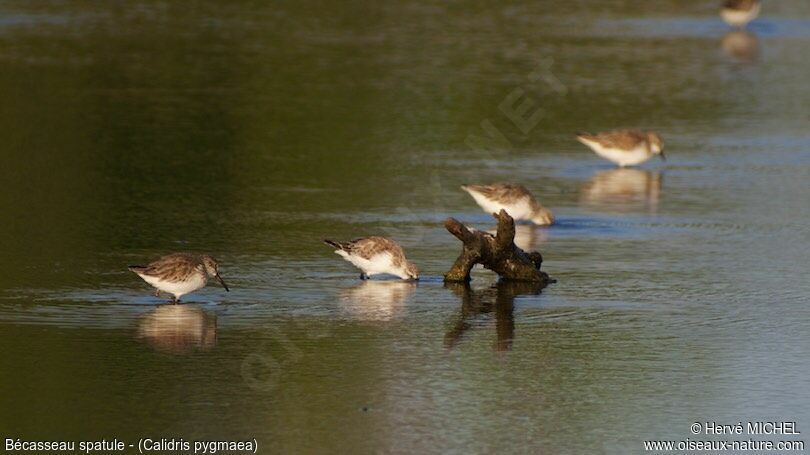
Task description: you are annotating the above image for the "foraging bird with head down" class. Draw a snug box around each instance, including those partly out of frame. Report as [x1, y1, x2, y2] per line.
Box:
[721, 0, 760, 28]
[129, 253, 230, 303]
[576, 129, 665, 167]
[461, 183, 555, 225]
[324, 237, 419, 280]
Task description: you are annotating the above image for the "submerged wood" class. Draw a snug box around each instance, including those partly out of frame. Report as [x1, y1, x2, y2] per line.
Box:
[443, 209, 554, 285]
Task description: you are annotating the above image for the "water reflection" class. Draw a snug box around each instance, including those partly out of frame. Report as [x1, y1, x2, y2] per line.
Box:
[136, 305, 217, 354]
[444, 281, 543, 352]
[580, 169, 662, 212]
[339, 281, 416, 322]
[721, 30, 760, 63]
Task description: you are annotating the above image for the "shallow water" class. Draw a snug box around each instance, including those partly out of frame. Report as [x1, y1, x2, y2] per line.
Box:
[1, 1, 809, 453]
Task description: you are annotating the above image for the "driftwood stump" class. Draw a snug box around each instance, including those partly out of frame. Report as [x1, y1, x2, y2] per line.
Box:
[444, 209, 554, 285]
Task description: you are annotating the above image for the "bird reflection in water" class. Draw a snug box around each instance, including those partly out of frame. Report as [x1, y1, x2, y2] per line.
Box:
[339, 280, 417, 322]
[721, 30, 759, 63]
[580, 168, 662, 212]
[444, 281, 543, 352]
[137, 305, 217, 354]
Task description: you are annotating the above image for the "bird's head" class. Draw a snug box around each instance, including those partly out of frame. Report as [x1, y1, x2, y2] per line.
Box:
[648, 132, 665, 160]
[201, 255, 230, 291]
[402, 261, 420, 281]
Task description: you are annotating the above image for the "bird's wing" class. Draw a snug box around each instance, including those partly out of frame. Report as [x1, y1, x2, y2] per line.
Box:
[583, 130, 646, 149]
[133, 253, 198, 280]
[349, 237, 404, 264]
[463, 183, 531, 203]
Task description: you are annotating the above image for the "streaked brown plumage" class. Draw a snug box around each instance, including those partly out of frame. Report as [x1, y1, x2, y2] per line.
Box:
[325, 237, 404, 265]
[324, 237, 419, 280]
[129, 253, 229, 303]
[577, 130, 651, 150]
[576, 129, 665, 167]
[723, 0, 757, 11]
[461, 183, 555, 225]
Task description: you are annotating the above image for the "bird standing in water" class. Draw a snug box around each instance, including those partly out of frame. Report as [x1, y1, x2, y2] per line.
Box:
[576, 129, 665, 167]
[721, 0, 761, 28]
[129, 253, 229, 303]
[324, 237, 419, 280]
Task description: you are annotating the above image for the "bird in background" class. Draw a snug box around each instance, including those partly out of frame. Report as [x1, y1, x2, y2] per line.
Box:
[721, 0, 761, 28]
[324, 237, 419, 280]
[129, 253, 230, 303]
[461, 183, 555, 225]
[576, 129, 665, 167]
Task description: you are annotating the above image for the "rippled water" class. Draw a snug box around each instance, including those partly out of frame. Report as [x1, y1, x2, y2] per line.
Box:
[1, 1, 809, 452]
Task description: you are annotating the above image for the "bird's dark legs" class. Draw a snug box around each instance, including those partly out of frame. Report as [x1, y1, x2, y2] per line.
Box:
[360, 272, 368, 280]
[171, 296, 179, 304]
[154, 289, 160, 297]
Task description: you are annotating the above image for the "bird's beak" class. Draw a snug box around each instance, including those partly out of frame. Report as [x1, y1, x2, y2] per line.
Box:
[216, 274, 230, 292]
[659, 151, 666, 162]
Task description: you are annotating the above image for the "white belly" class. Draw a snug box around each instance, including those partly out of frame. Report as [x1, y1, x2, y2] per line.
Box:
[338, 251, 402, 278]
[586, 141, 651, 167]
[469, 192, 533, 221]
[721, 4, 759, 27]
[140, 273, 207, 298]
